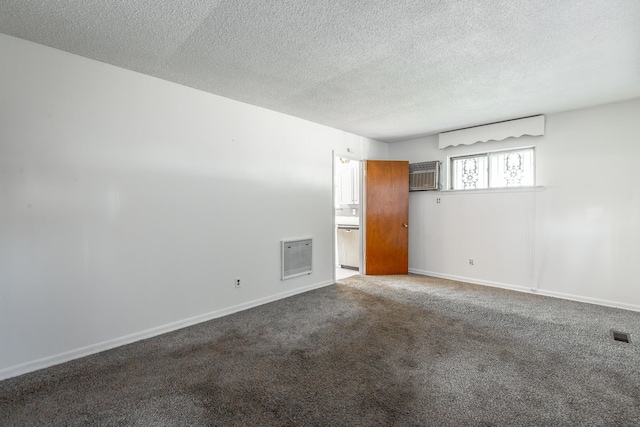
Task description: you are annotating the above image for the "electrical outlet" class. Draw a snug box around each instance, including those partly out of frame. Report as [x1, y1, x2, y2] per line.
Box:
[469, 259, 474, 266]
[436, 198, 441, 204]
[235, 277, 241, 288]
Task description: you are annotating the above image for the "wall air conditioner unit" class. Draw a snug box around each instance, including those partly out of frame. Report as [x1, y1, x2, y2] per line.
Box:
[409, 161, 441, 191]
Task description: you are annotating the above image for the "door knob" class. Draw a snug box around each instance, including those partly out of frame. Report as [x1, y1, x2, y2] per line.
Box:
[403, 223, 408, 228]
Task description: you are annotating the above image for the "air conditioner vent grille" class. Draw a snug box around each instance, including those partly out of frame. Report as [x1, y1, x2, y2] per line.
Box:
[409, 161, 439, 173]
[411, 171, 435, 189]
[409, 161, 441, 191]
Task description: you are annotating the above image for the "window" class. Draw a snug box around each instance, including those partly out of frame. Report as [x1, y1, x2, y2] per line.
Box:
[450, 147, 534, 190]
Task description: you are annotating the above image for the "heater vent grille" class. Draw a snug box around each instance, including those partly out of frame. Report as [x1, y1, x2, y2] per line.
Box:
[281, 238, 312, 280]
[611, 330, 631, 343]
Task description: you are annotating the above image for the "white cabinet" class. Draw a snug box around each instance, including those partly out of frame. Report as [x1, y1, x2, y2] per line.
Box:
[337, 161, 359, 206]
[337, 226, 360, 268]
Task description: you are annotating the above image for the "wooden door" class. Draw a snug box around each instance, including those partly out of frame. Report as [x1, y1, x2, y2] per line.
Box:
[364, 160, 409, 275]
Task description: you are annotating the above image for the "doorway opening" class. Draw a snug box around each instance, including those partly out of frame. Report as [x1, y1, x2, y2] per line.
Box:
[333, 153, 361, 281]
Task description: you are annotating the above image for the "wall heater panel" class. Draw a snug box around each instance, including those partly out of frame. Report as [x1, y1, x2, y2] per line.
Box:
[281, 238, 312, 280]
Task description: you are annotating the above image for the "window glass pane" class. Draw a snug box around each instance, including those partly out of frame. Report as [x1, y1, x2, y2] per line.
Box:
[489, 149, 534, 188]
[451, 155, 487, 189]
[450, 147, 534, 190]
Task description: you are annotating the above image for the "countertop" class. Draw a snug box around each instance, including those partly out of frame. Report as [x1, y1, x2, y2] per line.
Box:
[335, 216, 359, 226]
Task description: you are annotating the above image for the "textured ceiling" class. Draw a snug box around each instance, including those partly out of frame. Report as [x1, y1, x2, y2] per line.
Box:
[1, 1, 639, 142]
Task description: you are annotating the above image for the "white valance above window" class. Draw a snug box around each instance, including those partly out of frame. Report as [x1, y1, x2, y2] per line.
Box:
[438, 115, 545, 149]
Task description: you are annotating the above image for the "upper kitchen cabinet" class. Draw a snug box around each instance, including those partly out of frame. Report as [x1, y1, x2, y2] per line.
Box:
[336, 159, 359, 206]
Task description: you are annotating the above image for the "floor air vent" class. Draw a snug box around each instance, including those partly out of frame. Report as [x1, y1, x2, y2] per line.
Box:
[281, 238, 312, 280]
[611, 330, 631, 343]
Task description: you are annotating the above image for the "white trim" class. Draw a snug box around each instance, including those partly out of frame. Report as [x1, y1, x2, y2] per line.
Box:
[332, 150, 363, 281]
[0, 280, 335, 381]
[439, 185, 545, 195]
[409, 268, 640, 313]
[360, 160, 366, 275]
[409, 268, 532, 293]
[536, 289, 640, 313]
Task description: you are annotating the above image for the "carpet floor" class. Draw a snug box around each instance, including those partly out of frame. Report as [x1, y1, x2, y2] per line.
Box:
[1, 274, 639, 426]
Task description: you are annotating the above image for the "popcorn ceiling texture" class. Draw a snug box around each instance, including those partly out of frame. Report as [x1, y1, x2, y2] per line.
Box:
[1, 0, 639, 141]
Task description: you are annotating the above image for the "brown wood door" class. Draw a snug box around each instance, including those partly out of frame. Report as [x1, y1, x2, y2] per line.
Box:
[364, 160, 409, 275]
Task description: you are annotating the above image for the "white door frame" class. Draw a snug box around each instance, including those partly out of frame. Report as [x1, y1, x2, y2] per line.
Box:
[332, 150, 363, 283]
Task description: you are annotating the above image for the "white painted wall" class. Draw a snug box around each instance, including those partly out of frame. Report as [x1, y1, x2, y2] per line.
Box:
[390, 97, 640, 312]
[0, 35, 388, 379]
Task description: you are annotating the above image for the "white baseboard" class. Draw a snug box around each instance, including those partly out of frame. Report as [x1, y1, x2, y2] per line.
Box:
[0, 280, 334, 381]
[534, 288, 640, 313]
[409, 268, 640, 313]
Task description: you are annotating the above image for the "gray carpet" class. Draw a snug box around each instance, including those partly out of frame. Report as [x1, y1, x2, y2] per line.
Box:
[1, 274, 639, 426]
